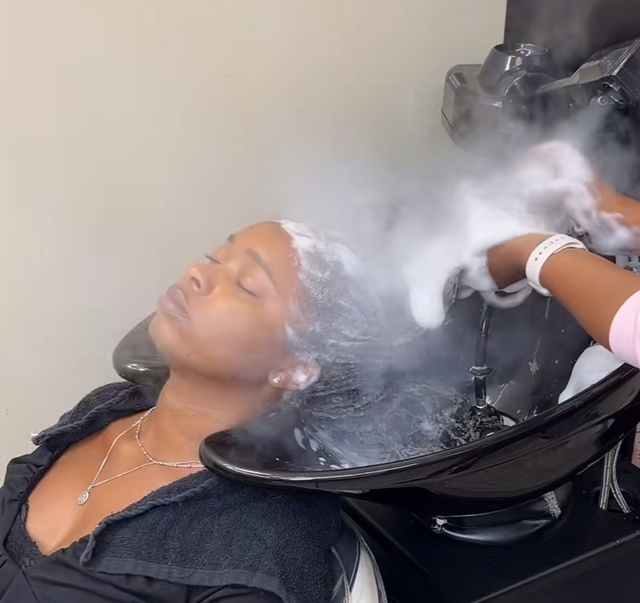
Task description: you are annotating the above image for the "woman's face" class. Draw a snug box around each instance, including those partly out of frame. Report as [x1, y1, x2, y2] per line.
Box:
[150, 222, 303, 385]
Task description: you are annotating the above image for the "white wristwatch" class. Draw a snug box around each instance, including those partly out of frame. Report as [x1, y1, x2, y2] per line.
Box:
[525, 234, 587, 297]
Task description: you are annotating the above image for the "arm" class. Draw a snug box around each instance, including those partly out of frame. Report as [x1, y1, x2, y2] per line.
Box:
[487, 234, 640, 363]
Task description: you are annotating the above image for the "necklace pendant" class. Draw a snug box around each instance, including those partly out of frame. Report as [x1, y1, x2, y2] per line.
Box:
[77, 490, 90, 506]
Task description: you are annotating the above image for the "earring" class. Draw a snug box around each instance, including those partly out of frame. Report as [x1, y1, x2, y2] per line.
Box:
[272, 376, 282, 385]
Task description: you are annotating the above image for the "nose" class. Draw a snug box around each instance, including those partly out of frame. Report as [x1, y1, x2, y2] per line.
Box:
[186, 264, 214, 296]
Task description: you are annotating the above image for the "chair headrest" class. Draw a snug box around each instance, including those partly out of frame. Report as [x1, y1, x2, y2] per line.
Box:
[112, 314, 169, 395]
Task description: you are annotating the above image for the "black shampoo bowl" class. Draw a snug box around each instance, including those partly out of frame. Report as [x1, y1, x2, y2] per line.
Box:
[114, 294, 640, 517]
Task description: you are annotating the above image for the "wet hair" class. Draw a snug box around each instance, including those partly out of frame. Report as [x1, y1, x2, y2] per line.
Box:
[279, 221, 386, 397]
[276, 223, 444, 466]
[278, 222, 486, 468]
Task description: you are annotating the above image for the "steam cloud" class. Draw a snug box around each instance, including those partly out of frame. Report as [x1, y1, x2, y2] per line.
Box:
[250, 106, 640, 470]
[276, 112, 638, 332]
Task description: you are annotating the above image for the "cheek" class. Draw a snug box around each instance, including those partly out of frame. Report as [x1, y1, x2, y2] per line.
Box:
[190, 299, 288, 370]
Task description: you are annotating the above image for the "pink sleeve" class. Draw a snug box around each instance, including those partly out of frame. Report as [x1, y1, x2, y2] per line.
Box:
[610, 290, 640, 368]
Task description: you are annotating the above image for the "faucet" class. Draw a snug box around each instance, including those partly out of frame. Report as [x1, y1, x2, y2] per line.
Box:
[469, 302, 493, 411]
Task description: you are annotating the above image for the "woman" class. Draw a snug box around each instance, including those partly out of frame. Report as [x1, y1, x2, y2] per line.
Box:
[487, 180, 640, 368]
[0, 221, 383, 603]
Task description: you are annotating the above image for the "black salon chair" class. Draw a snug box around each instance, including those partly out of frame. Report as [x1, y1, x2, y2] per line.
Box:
[113, 316, 387, 603]
[330, 520, 386, 603]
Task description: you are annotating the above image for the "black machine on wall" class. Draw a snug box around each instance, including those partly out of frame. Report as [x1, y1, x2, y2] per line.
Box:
[442, 0, 640, 192]
[113, 3, 640, 602]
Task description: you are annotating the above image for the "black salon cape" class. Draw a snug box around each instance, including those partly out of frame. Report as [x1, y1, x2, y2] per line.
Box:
[0, 383, 341, 603]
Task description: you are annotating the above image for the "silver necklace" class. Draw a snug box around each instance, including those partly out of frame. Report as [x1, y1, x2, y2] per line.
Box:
[77, 408, 204, 506]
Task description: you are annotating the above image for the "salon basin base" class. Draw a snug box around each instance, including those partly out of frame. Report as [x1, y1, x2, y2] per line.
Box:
[420, 481, 573, 545]
[344, 452, 640, 603]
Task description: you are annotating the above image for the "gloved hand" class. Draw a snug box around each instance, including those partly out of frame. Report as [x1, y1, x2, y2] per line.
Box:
[404, 140, 610, 329]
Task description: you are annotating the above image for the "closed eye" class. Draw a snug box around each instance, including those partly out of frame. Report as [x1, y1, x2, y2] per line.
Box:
[206, 254, 258, 297]
[238, 282, 257, 297]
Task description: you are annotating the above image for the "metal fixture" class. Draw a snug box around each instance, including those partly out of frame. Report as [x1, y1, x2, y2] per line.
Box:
[469, 302, 493, 411]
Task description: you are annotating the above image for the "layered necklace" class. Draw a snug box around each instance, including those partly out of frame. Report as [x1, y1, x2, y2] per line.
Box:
[77, 408, 204, 506]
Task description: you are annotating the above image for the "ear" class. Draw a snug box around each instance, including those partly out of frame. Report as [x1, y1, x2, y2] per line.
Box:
[269, 360, 321, 393]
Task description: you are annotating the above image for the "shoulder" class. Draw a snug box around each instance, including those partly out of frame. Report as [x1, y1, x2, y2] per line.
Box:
[94, 477, 341, 603]
[111, 475, 342, 560]
[55, 382, 141, 422]
[210, 477, 342, 551]
[33, 382, 153, 449]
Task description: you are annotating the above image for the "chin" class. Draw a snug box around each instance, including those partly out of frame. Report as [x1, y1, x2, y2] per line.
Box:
[149, 311, 178, 359]
[149, 311, 199, 373]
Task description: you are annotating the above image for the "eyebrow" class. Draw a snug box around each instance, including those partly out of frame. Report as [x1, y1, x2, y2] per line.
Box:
[246, 249, 277, 289]
[228, 234, 277, 289]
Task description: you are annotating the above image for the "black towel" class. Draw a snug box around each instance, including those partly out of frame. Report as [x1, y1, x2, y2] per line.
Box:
[33, 383, 342, 603]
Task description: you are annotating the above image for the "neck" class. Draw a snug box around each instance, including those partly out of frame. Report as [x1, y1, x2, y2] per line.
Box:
[141, 372, 278, 461]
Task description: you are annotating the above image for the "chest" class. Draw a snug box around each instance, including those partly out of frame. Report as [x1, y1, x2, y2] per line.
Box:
[25, 424, 192, 556]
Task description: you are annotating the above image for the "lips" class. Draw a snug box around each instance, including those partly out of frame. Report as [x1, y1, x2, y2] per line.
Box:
[158, 285, 189, 319]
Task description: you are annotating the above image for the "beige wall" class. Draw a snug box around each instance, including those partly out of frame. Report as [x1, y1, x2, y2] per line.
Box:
[0, 0, 506, 472]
